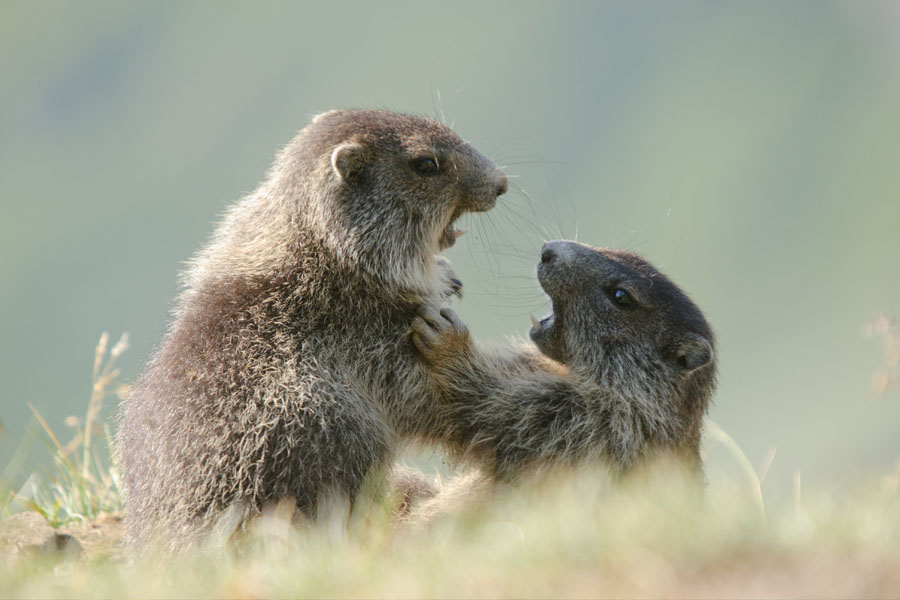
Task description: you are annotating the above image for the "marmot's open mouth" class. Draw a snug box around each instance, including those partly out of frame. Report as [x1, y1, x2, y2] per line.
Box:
[529, 312, 555, 338]
[529, 265, 568, 363]
[438, 208, 468, 251]
[439, 223, 467, 250]
[531, 261, 555, 337]
[529, 307, 568, 364]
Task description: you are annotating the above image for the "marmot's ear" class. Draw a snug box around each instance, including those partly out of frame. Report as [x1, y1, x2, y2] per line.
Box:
[331, 142, 366, 182]
[669, 333, 714, 373]
[312, 109, 341, 124]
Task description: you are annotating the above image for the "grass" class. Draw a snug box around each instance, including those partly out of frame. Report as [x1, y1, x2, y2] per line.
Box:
[9, 333, 127, 526]
[1, 326, 899, 598]
[3, 464, 899, 598]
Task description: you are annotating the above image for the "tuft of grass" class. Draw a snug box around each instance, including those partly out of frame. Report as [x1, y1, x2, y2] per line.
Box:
[15, 332, 129, 527]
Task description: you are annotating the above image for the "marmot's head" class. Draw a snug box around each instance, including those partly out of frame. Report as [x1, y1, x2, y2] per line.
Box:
[277, 109, 507, 287]
[530, 241, 716, 420]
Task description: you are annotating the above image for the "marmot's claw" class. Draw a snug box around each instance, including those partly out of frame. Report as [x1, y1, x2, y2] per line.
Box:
[410, 317, 440, 360]
[450, 278, 464, 298]
[435, 254, 463, 300]
[439, 308, 469, 336]
[411, 307, 472, 364]
[418, 306, 445, 329]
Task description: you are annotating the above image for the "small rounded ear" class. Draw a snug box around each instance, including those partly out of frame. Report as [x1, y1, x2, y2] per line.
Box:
[669, 333, 714, 373]
[312, 109, 341, 124]
[331, 142, 365, 182]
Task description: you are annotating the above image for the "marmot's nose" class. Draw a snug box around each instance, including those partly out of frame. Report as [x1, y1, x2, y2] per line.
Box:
[541, 240, 575, 265]
[541, 244, 557, 264]
[496, 172, 509, 197]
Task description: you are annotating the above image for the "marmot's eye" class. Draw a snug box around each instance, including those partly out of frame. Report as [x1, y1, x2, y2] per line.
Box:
[411, 156, 440, 176]
[610, 288, 637, 309]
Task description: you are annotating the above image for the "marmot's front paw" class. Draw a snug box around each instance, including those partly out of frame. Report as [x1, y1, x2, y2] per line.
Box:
[436, 255, 463, 299]
[411, 306, 471, 366]
[447, 276, 464, 299]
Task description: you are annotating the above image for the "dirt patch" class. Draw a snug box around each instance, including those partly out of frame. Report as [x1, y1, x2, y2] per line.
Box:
[0, 511, 125, 563]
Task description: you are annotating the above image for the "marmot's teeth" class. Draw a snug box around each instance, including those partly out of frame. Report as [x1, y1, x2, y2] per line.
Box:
[530, 314, 542, 332]
[454, 228, 467, 239]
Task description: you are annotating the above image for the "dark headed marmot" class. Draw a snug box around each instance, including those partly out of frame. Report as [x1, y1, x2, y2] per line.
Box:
[412, 240, 717, 480]
[118, 109, 507, 548]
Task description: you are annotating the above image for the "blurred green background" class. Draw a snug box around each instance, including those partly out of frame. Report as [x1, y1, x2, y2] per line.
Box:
[2, 1, 899, 499]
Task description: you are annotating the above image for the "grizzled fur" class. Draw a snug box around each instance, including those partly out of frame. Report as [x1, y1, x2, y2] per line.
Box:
[117, 109, 507, 549]
[412, 240, 716, 479]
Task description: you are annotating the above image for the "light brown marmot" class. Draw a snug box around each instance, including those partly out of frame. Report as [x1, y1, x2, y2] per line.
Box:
[117, 109, 507, 549]
[412, 240, 717, 479]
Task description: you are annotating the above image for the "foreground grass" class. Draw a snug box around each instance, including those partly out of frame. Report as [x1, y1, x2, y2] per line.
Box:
[2, 466, 900, 598]
[2, 330, 900, 598]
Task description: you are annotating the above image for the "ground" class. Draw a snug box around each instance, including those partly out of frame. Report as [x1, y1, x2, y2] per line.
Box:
[2, 466, 899, 599]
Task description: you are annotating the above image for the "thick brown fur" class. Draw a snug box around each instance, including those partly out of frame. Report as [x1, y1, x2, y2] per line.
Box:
[117, 109, 507, 549]
[412, 240, 717, 481]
